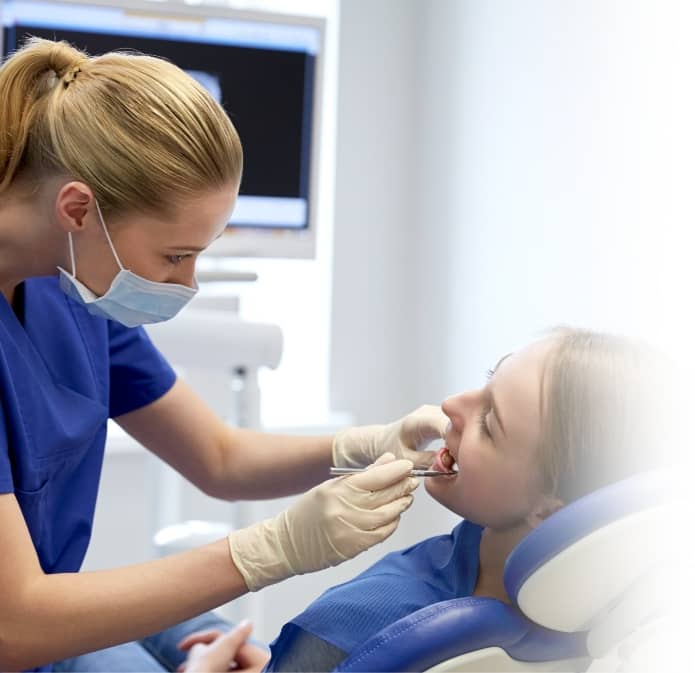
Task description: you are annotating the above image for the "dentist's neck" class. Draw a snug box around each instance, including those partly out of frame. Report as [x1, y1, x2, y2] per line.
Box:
[0, 179, 67, 303]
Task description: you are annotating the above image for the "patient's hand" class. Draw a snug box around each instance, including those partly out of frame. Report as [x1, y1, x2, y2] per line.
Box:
[177, 620, 270, 672]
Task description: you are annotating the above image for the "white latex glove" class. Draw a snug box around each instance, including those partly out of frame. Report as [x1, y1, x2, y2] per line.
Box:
[228, 453, 417, 591]
[332, 404, 449, 469]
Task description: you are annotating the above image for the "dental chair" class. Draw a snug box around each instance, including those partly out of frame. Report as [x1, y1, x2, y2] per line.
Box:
[334, 469, 678, 672]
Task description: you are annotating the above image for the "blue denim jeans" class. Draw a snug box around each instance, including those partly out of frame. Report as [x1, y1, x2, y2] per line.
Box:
[53, 611, 251, 672]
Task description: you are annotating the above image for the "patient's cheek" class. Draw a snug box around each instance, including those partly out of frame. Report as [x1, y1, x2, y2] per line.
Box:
[424, 475, 465, 516]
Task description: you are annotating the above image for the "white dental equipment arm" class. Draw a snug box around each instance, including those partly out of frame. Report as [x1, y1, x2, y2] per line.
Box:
[145, 303, 283, 427]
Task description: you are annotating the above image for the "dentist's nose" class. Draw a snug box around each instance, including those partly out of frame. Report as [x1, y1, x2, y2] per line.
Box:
[173, 268, 197, 289]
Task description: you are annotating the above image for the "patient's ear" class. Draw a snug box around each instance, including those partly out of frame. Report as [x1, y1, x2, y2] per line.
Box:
[526, 494, 564, 529]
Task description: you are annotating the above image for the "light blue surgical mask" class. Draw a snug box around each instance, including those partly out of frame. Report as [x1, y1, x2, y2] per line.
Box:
[58, 201, 198, 327]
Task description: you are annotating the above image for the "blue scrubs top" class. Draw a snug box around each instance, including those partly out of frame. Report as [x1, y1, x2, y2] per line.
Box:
[0, 276, 176, 576]
[270, 519, 483, 658]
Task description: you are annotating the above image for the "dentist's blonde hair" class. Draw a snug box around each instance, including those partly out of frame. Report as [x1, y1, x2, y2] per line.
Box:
[540, 327, 673, 503]
[0, 37, 242, 214]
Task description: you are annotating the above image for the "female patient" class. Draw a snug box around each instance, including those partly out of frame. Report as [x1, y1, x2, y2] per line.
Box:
[179, 326, 672, 672]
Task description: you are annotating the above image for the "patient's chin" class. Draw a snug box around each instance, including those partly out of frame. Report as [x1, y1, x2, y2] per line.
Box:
[424, 475, 466, 517]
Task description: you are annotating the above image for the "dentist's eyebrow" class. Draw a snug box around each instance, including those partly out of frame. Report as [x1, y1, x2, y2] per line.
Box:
[489, 352, 512, 437]
[165, 231, 224, 252]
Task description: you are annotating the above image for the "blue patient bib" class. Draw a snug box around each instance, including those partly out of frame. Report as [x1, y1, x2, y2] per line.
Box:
[276, 520, 483, 655]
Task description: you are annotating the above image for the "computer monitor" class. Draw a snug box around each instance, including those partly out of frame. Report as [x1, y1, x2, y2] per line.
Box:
[1, 0, 324, 259]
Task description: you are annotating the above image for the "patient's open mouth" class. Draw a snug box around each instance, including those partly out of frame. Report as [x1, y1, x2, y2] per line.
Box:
[433, 446, 458, 474]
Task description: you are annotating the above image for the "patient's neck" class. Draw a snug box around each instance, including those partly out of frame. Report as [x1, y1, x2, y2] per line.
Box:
[473, 522, 532, 604]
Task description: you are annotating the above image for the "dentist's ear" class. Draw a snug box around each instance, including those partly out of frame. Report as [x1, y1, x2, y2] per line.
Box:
[526, 494, 564, 529]
[55, 181, 94, 233]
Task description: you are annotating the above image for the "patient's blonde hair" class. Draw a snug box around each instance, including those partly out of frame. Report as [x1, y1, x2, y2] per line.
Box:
[539, 327, 674, 503]
[0, 37, 242, 215]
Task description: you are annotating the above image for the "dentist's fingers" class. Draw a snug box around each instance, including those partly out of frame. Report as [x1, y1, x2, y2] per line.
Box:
[401, 447, 437, 469]
[336, 493, 414, 543]
[347, 457, 414, 492]
[344, 474, 419, 510]
[359, 494, 415, 530]
[401, 405, 449, 445]
[363, 495, 413, 544]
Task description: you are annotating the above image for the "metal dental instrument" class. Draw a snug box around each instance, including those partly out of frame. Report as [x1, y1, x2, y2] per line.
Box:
[329, 467, 456, 477]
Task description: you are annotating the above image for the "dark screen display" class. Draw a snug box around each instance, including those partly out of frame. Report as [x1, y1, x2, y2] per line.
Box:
[3, 24, 315, 200]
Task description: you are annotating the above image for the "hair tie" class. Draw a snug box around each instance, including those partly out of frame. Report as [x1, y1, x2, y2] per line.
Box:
[63, 65, 81, 88]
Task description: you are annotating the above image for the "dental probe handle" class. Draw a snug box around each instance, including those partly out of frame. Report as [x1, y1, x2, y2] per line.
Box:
[329, 467, 455, 477]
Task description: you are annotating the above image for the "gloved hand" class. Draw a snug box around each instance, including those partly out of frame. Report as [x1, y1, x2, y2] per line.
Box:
[332, 405, 449, 469]
[228, 454, 417, 591]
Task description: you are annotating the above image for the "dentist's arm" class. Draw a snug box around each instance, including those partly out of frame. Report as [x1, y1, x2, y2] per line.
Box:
[0, 456, 416, 670]
[117, 378, 448, 499]
[0, 493, 246, 670]
[117, 378, 334, 499]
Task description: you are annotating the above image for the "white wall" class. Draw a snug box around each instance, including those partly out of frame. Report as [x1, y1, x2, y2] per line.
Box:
[330, 0, 420, 424]
[332, 0, 694, 412]
[413, 0, 694, 400]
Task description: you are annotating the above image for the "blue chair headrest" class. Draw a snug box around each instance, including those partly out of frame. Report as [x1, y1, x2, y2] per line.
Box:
[504, 469, 675, 631]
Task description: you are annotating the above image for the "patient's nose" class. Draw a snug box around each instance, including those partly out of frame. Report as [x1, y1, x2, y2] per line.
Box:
[442, 390, 485, 431]
[442, 393, 467, 428]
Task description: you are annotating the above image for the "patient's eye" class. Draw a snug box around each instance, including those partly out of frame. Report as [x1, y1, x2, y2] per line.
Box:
[478, 407, 492, 438]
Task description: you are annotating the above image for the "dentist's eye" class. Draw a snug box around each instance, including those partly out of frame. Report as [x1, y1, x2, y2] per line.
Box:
[166, 254, 189, 265]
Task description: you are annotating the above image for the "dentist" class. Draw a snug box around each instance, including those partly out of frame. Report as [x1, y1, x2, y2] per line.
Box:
[0, 38, 447, 671]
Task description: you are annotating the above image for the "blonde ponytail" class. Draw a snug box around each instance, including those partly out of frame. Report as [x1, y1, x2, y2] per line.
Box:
[0, 39, 87, 191]
[0, 37, 242, 214]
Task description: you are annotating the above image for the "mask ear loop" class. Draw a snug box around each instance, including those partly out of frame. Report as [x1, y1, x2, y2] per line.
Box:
[66, 232, 77, 278]
[94, 200, 126, 271]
